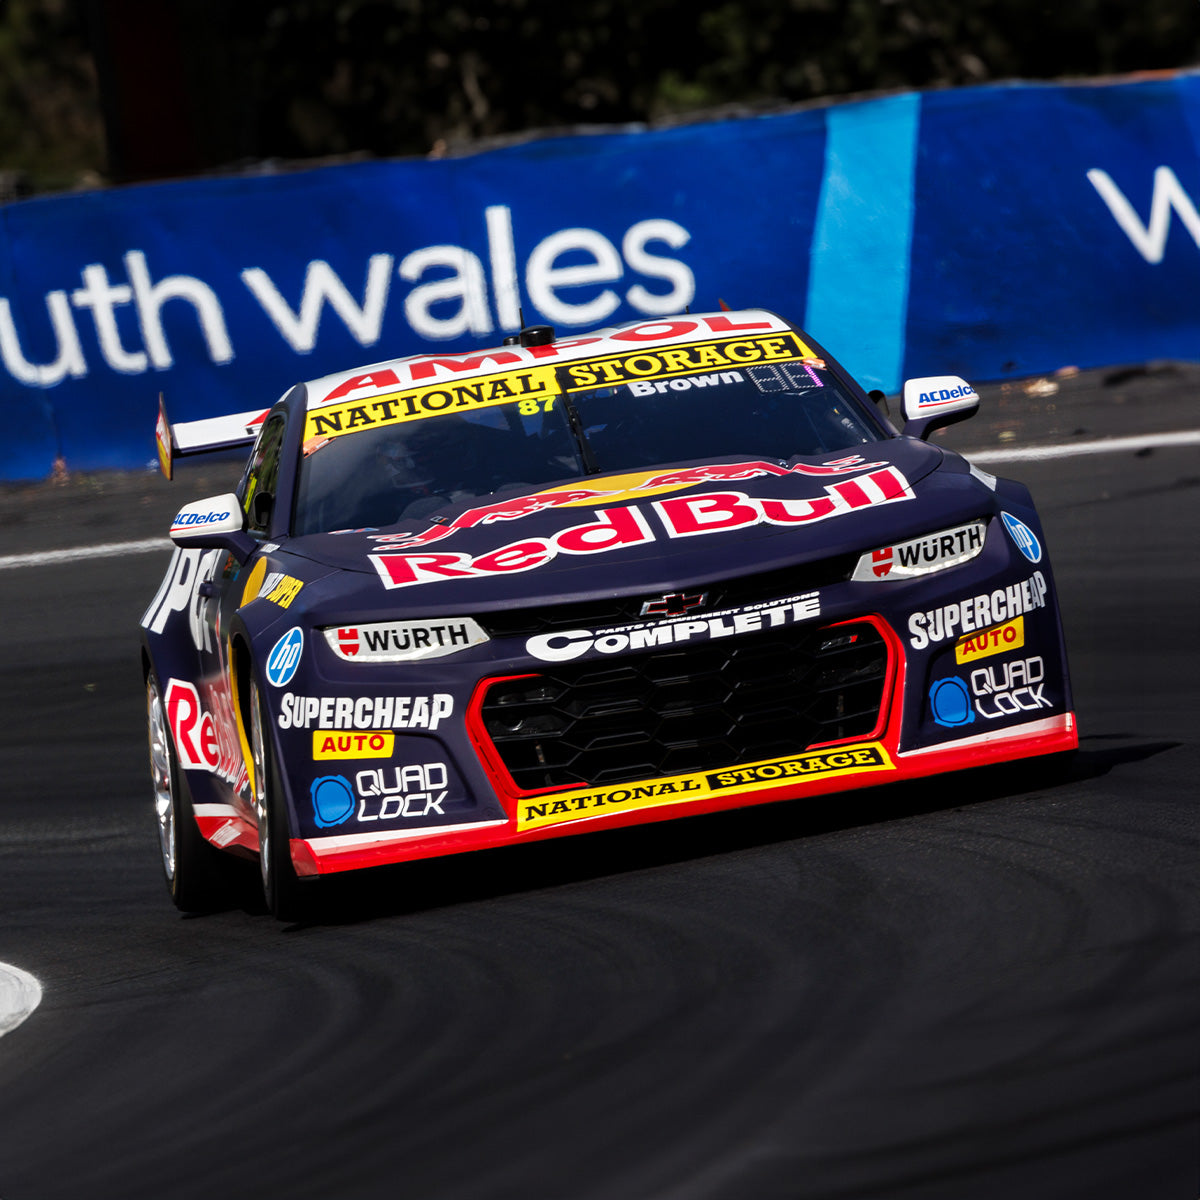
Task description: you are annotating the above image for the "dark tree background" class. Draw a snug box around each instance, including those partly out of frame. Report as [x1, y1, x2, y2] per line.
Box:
[1, 0, 1197, 193]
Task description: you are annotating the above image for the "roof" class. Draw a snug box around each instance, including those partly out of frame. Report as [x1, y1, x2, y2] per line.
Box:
[301, 309, 802, 410]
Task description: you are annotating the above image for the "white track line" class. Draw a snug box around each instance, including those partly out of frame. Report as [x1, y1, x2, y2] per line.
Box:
[0, 963, 43, 1037]
[0, 430, 1195, 572]
[967, 428, 1200, 463]
[0, 537, 170, 570]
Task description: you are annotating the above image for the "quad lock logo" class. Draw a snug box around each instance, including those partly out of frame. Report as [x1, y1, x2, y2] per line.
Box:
[310, 763, 451, 827]
[929, 655, 1051, 727]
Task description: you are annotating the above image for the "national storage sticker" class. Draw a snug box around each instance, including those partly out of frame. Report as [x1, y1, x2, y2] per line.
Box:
[517, 742, 893, 831]
[303, 364, 559, 442]
[559, 333, 813, 389]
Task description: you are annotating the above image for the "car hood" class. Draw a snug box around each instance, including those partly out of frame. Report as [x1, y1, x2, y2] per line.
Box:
[284, 439, 984, 617]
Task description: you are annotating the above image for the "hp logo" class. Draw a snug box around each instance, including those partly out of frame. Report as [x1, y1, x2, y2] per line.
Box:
[1000, 512, 1042, 564]
[266, 626, 304, 687]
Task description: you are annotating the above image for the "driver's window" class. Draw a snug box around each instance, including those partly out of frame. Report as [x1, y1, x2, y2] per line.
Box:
[241, 415, 286, 535]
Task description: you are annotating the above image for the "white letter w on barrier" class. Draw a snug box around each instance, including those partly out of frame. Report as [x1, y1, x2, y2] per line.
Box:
[1087, 166, 1200, 264]
[242, 255, 393, 353]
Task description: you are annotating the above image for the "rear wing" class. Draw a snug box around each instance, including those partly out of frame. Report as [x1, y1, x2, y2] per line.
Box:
[155, 394, 267, 481]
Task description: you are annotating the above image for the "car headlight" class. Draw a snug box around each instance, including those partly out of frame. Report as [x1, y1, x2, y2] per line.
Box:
[851, 519, 987, 581]
[323, 617, 489, 662]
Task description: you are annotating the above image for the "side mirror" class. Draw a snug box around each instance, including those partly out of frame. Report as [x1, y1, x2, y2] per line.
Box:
[169, 492, 257, 564]
[901, 375, 979, 440]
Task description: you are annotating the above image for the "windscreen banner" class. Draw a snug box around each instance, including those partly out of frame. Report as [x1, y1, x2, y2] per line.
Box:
[1, 70, 1197, 479]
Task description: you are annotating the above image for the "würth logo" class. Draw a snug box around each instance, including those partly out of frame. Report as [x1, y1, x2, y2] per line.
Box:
[640, 592, 707, 617]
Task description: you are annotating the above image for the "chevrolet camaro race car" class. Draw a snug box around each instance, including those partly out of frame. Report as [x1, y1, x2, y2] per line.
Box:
[142, 309, 1076, 919]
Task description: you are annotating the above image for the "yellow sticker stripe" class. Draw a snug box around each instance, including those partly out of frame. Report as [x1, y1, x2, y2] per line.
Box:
[955, 616, 1024, 664]
[517, 742, 892, 832]
[560, 332, 813, 390]
[240, 558, 267, 607]
[264, 575, 303, 608]
[303, 364, 559, 442]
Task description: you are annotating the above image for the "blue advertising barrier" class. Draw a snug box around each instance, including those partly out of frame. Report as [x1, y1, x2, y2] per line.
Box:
[0, 70, 1197, 480]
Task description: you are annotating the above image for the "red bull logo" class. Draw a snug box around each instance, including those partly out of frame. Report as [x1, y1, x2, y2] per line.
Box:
[372, 455, 888, 551]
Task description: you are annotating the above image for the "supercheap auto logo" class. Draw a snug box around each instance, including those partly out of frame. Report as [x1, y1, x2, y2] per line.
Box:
[517, 743, 893, 831]
[955, 616, 1024, 664]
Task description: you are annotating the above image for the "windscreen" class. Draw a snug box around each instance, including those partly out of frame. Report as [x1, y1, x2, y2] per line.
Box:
[292, 361, 885, 535]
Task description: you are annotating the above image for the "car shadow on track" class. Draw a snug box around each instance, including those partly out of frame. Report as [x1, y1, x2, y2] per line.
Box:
[221, 735, 1181, 929]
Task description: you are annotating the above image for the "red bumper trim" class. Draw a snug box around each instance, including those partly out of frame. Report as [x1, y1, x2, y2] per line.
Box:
[291, 712, 1077, 875]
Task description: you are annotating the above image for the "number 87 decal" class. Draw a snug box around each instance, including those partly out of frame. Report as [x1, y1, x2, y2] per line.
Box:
[517, 396, 557, 415]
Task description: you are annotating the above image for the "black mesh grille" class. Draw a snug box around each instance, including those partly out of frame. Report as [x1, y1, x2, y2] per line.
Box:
[475, 555, 857, 639]
[480, 620, 889, 791]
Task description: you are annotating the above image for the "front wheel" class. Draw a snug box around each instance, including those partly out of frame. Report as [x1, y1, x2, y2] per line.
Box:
[250, 677, 310, 922]
[148, 671, 233, 912]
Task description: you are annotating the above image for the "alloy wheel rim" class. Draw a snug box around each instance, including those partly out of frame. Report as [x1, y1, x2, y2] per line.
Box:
[250, 682, 270, 894]
[148, 678, 176, 882]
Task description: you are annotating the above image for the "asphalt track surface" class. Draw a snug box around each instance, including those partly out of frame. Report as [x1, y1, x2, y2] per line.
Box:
[0, 364, 1197, 1200]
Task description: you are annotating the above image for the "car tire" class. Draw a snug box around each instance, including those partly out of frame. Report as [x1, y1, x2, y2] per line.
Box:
[147, 670, 232, 913]
[250, 677, 310, 922]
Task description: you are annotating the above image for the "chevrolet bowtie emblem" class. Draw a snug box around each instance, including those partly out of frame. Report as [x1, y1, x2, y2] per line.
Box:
[640, 591, 708, 617]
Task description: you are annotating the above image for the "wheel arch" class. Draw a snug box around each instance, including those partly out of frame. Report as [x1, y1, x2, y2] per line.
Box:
[229, 630, 257, 803]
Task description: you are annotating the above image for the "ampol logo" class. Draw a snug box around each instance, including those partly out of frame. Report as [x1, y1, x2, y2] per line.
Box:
[266, 626, 304, 687]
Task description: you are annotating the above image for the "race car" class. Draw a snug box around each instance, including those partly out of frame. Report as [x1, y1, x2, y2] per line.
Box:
[141, 309, 1076, 919]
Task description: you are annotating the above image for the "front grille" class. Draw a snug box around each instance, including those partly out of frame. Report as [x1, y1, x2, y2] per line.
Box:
[475, 555, 857, 639]
[480, 620, 889, 791]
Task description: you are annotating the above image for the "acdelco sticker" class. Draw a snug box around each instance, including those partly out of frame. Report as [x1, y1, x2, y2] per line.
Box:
[908, 572, 1047, 650]
[955, 616, 1025, 664]
[518, 743, 893, 831]
[171, 507, 233, 532]
[916, 382, 977, 408]
[560, 332, 812, 389]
